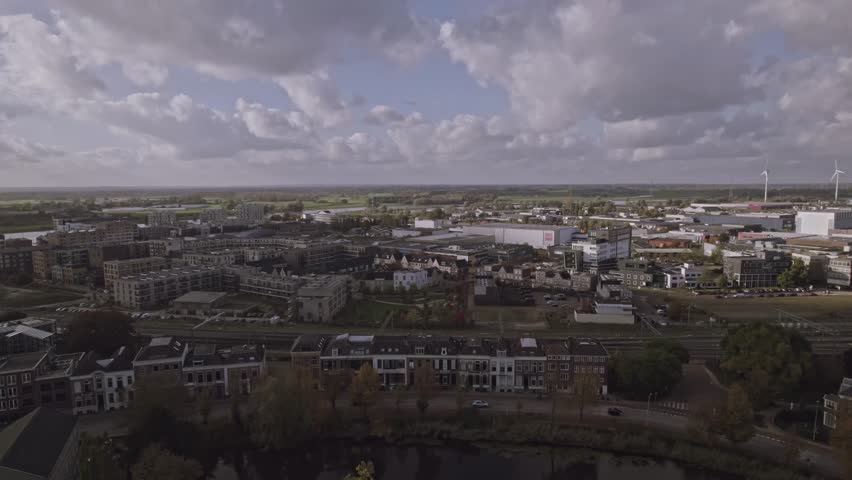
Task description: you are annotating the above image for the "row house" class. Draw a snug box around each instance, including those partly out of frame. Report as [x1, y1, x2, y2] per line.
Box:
[307, 333, 609, 394]
[0, 349, 82, 422]
[70, 346, 136, 414]
[532, 270, 573, 290]
[476, 264, 532, 285]
[374, 252, 467, 277]
[183, 343, 266, 398]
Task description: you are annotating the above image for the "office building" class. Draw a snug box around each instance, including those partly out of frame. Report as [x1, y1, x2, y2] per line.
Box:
[828, 256, 852, 288]
[796, 210, 852, 236]
[113, 265, 223, 309]
[724, 251, 792, 288]
[103, 256, 169, 290]
[0, 246, 45, 274]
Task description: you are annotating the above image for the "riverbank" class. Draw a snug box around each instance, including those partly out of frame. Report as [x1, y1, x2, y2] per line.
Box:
[334, 414, 826, 480]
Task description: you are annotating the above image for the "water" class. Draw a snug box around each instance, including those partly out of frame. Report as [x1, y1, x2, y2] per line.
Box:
[212, 441, 740, 480]
[2, 230, 52, 244]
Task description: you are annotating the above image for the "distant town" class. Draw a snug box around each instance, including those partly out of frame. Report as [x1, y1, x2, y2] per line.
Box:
[1, 185, 852, 478]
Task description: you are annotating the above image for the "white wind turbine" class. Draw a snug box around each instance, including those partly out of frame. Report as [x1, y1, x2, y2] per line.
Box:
[831, 159, 845, 203]
[760, 159, 769, 203]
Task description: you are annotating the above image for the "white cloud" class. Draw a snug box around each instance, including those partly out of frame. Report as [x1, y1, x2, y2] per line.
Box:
[364, 105, 405, 125]
[276, 71, 349, 127]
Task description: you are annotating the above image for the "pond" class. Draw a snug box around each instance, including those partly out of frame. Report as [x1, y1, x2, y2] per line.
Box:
[212, 441, 741, 480]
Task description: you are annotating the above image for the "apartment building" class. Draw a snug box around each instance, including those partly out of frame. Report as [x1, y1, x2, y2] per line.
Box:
[476, 264, 531, 284]
[32, 248, 90, 281]
[183, 343, 266, 398]
[113, 265, 223, 309]
[724, 251, 792, 288]
[393, 269, 437, 291]
[70, 346, 136, 414]
[824, 377, 852, 430]
[239, 270, 303, 300]
[200, 208, 227, 225]
[236, 204, 265, 225]
[42, 221, 136, 248]
[532, 270, 573, 289]
[183, 250, 245, 266]
[147, 210, 177, 227]
[103, 256, 169, 290]
[308, 334, 610, 394]
[0, 246, 45, 274]
[0, 350, 81, 422]
[297, 275, 349, 323]
[617, 259, 663, 288]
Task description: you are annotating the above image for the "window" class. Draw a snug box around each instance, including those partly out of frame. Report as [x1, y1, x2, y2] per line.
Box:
[0, 377, 4, 386]
[117, 378, 123, 388]
[548, 363, 556, 371]
[186, 374, 193, 383]
[441, 348, 448, 355]
[7, 375, 15, 385]
[206, 373, 213, 383]
[7, 387, 17, 397]
[196, 373, 203, 383]
[108, 393, 115, 403]
[215, 371, 222, 381]
[21, 373, 31, 384]
[9, 399, 18, 409]
[74, 382, 82, 394]
[0, 400, 5, 411]
[332, 348, 339, 356]
[127, 376, 133, 385]
[415, 347, 425, 355]
[107, 377, 113, 388]
[153, 365, 159, 372]
[252, 369, 258, 378]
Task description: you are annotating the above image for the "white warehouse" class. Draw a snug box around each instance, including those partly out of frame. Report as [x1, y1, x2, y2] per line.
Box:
[462, 223, 578, 249]
[795, 210, 852, 236]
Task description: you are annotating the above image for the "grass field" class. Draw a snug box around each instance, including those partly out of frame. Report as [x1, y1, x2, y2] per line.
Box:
[335, 299, 411, 327]
[0, 224, 53, 234]
[640, 289, 852, 325]
[0, 285, 83, 308]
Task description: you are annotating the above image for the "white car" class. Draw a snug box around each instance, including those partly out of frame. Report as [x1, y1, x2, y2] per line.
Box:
[471, 400, 489, 409]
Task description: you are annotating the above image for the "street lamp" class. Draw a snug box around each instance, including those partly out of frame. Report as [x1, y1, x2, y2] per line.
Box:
[813, 399, 821, 441]
[645, 392, 658, 425]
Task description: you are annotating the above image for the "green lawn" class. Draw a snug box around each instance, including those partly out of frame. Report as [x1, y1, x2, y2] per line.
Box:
[0, 285, 83, 308]
[0, 224, 52, 234]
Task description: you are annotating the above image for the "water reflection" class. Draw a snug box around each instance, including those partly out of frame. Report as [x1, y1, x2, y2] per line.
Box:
[214, 441, 741, 480]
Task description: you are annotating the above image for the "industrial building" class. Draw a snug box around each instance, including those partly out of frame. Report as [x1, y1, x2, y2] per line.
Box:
[694, 213, 795, 231]
[796, 210, 852, 236]
[462, 223, 578, 249]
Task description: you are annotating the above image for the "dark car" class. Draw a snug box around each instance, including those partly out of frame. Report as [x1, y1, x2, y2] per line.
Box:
[607, 407, 623, 416]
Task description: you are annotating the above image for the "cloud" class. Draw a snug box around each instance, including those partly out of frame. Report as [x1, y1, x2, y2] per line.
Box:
[0, 134, 64, 164]
[364, 105, 405, 125]
[54, 0, 432, 81]
[276, 71, 349, 127]
[440, 0, 757, 128]
[0, 14, 105, 116]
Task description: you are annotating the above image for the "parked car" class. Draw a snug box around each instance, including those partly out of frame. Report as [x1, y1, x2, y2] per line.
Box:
[607, 407, 623, 416]
[471, 400, 490, 409]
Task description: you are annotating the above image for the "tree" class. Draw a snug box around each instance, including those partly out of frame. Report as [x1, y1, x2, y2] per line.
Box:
[197, 389, 213, 425]
[778, 258, 809, 288]
[573, 371, 601, 421]
[351, 363, 380, 418]
[322, 369, 351, 414]
[687, 400, 724, 445]
[646, 339, 690, 364]
[414, 364, 438, 416]
[345, 461, 375, 480]
[66, 311, 135, 355]
[611, 347, 683, 400]
[454, 384, 468, 414]
[721, 384, 755, 443]
[720, 322, 812, 407]
[130, 445, 203, 480]
[393, 385, 407, 413]
[79, 433, 126, 480]
[515, 399, 524, 418]
[832, 413, 852, 477]
[129, 376, 189, 428]
[247, 370, 319, 450]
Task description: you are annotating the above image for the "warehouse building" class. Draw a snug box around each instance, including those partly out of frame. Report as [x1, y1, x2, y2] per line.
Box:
[796, 210, 852, 236]
[462, 223, 578, 249]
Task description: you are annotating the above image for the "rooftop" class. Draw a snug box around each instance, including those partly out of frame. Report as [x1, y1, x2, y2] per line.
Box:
[173, 291, 228, 305]
[467, 223, 574, 231]
[0, 408, 78, 480]
[134, 337, 185, 362]
[0, 351, 47, 374]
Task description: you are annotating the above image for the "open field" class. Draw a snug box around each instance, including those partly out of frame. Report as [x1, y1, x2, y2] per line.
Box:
[335, 299, 411, 327]
[0, 224, 53, 234]
[0, 285, 84, 308]
[640, 289, 852, 327]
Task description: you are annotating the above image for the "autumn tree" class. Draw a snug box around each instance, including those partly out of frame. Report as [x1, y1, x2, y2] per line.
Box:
[573, 371, 601, 422]
[721, 322, 812, 408]
[721, 384, 755, 444]
[687, 400, 724, 445]
[414, 363, 438, 416]
[247, 369, 319, 450]
[79, 433, 127, 480]
[832, 413, 852, 478]
[66, 311, 135, 355]
[197, 389, 213, 425]
[322, 369, 351, 414]
[351, 363, 380, 418]
[455, 384, 469, 414]
[130, 445, 203, 480]
[345, 461, 376, 480]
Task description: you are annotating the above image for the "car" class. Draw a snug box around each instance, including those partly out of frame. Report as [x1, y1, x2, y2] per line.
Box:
[471, 400, 489, 409]
[543, 295, 552, 300]
[607, 407, 623, 416]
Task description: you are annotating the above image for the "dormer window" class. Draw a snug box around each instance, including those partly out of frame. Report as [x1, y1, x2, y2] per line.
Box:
[332, 348, 339, 356]
[415, 347, 425, 355]
[441, 348, 448, 355]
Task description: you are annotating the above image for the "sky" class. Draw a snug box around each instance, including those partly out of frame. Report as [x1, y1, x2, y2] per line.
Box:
[1, 0, 852, 187]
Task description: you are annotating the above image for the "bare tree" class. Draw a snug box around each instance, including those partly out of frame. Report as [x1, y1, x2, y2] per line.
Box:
[572, 371, 601, 422]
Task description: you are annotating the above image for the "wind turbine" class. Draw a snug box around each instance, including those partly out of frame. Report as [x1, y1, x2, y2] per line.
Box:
[831, 159, 845, 203]
[760, 159, 769, 203]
